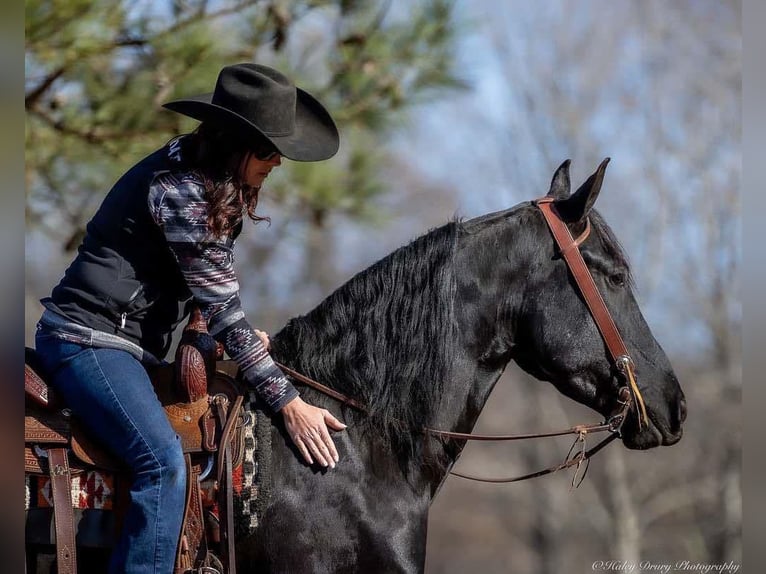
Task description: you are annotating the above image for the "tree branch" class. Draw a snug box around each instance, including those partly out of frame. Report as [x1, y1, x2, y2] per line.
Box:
[25, 67, 66, 109]
[155, 0, 260, 40]
[114, 36, 150, 47]
[28, 107, 112, 144]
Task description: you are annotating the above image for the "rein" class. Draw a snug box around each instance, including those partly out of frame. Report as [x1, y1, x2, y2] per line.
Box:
[273, 366, 631, 488]
[274, 197, 647, 486]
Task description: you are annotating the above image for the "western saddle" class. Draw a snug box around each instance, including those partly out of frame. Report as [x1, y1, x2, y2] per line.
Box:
[24, 308, 246, 574]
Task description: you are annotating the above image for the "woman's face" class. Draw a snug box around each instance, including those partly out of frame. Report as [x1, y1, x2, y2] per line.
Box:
[240, 150, 282, 189]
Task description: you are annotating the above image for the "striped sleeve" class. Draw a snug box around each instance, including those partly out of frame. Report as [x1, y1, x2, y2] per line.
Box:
[148, 172, 299, 411]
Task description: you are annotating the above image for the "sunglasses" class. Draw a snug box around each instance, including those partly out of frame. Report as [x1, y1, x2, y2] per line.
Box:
[251, 143, 280, 161]
[257, 150, 280, 161]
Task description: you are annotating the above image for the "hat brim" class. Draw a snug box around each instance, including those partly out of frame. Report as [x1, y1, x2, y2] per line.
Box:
[163, 88, 339, 162]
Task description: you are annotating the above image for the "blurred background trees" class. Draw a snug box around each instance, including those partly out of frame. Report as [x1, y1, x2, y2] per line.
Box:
[25, 1, 740, 572]
[418, 2, 740, 572]
[25, 0, 466, 312]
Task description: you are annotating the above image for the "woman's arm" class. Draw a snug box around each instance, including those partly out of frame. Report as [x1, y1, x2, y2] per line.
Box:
[149, 173, 345, 466]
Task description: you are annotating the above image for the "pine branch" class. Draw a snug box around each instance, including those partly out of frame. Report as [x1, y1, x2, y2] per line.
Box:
[28, 107, 114, 144]
[155, 0, 260, 40]
[25, 1, 94, 46]
[25, 67, 66, 108]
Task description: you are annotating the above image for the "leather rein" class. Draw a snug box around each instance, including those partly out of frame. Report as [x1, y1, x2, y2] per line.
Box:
[275, 197, 648, 487]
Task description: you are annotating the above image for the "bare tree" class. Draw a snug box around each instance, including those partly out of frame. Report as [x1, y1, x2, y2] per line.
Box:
[424, 1, 740, 571]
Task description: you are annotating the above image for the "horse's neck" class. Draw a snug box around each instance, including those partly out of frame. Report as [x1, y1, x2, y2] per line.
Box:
[273, 213, 528, 486]
[424, 339, 511, 448]
[414, 322, 512, 497]
[427, 219, 527, 442]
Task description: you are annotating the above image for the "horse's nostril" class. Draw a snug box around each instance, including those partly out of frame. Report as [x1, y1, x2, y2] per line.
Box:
[678, 397, 688, 424]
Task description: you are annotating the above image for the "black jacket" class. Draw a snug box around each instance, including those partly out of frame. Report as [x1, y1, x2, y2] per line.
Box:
[44, 140, 200, 359]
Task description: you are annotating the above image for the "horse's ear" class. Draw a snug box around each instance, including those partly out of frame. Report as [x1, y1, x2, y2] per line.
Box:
[547, 159, 572, 199]
[558, 157, 610, 222]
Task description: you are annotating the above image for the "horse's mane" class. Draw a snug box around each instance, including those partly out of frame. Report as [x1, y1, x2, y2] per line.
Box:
[273, 220, 461, 463]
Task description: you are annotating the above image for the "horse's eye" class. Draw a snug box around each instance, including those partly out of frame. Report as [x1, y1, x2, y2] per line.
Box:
[609, 272, 627, 287]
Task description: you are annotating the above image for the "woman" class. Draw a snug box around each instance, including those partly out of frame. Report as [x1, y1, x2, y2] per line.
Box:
[35, 63, 346, 573]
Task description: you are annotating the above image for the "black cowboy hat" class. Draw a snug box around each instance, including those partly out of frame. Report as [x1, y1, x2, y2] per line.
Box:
[163, 63, 339, 162]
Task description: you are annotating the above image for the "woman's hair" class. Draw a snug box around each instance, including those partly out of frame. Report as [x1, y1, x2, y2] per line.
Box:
[183, 122, 277, 238]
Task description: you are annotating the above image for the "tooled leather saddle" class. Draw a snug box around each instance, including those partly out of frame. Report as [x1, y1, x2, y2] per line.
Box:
[24, 308, 246, 574]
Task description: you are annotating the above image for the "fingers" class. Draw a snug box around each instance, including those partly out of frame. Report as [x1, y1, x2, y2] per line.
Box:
[254, 329, 271, 351]
[320, 411, 344, 464]
[307, 429, 334, 468]
[324, 410, 348, 431]
[319, 424, 340, 465]
[281, 399, 347, 469]
[292, 435, 314, 466]
[292, 429, 334, 468]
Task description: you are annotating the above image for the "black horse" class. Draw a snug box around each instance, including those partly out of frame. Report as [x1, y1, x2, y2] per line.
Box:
[235, 159, 687, 572]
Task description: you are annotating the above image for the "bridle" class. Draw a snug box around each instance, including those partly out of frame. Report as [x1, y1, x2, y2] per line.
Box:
[274, 197, 649, 487]
[535, 197, 648, 423]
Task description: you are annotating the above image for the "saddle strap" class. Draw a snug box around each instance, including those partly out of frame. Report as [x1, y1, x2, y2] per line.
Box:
[215, 395, 244, 487]
[175, 455, 207, 574]
[212, 393, 242, 574]
[48, 448, 77, 574]
[219, 442, 236, 574]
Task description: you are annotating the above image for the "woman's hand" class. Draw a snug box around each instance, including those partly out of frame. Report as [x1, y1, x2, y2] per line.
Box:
[254, 329, 270, 351]
[280, 396, 347, 468]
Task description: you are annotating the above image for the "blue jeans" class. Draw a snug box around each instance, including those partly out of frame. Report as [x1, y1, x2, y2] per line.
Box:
[35, 332, 186, 574]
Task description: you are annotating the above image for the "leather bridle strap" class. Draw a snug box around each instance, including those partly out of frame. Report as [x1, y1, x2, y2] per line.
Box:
[276, 362, 367, 412]
[279, 354, 630, 485]
[276, 361, 630, 440]
[425, 421, 614, 441]
[535, 197, 648, 427]
[449, 432, 619, 486]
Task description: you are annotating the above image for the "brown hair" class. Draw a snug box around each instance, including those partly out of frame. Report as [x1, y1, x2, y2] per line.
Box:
[185, 122, 276, 238]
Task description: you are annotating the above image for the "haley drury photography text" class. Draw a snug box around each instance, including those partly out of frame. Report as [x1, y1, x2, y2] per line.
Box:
[592, 560, 741, 574]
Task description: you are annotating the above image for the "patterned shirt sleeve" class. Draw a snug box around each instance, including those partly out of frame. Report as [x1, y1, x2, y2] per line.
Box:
[148, 172, 299, 411]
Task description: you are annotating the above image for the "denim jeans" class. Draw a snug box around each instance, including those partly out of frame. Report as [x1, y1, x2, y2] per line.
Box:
[35, 332, 186, 574]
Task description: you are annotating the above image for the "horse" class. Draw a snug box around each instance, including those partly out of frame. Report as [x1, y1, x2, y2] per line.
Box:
[26, 158, 686, 573]
[233, 159, 687, 572]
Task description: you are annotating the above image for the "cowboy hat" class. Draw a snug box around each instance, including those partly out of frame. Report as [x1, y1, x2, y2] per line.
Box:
[163, 63, 339, 162]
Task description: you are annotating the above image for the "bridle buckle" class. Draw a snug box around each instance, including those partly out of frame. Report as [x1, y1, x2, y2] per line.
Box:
[615, 354, 634, 374]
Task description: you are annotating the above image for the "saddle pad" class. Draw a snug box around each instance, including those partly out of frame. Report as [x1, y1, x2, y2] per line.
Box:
[25, 474, 119, 549]
[26, 472, 115, 511]
[232, 389, 273, 537]
[198, 389, 273, 538]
